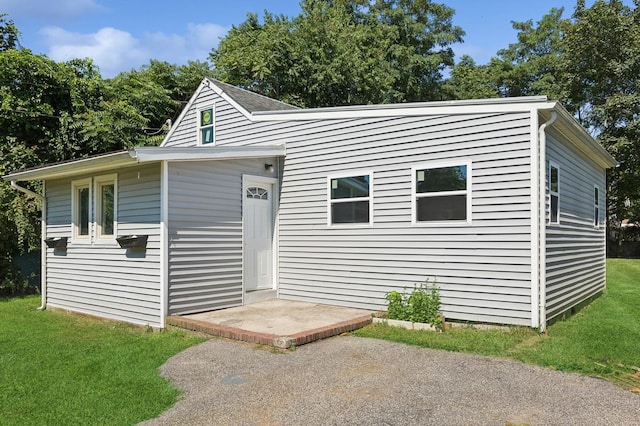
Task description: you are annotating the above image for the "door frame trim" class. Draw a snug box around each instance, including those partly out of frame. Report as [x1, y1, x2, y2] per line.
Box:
[241, 174, 279, 304]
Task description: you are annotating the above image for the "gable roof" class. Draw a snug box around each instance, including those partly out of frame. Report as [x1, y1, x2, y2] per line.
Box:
[209, 79, 299, 113]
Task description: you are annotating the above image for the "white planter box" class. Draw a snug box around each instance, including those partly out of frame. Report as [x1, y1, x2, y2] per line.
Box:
[372, 317, 439, 332]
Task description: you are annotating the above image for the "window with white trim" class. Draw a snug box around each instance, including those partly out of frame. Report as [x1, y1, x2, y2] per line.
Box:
[328, 174, 371, 225]
[594, 185, 600, 228]
[198, 106, 214, 145]
[71, 174, 117, 242]
[95, 174, 117, 239]
[413, 163, 470, 223]
[549, 163, 559, 224]
[72, 178, 92, 240]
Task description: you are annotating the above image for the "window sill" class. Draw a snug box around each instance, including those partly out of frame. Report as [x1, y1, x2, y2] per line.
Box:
[328, 222, 374, 229]
[412, 220, 472, 227]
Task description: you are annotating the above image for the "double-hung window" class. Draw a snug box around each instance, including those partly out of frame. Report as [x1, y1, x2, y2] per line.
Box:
[328, 173, 372, 225]
[549, 162, 559, 224]
[413, 163, 470, 223]
[71, 174, 117, 242]
[198, 106, 215, 145]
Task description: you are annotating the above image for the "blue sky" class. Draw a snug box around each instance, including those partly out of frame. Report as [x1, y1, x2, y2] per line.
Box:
[1, 0, 618, 78]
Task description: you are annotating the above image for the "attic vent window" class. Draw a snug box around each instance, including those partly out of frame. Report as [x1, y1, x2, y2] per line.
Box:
[199, 106, 214, 145]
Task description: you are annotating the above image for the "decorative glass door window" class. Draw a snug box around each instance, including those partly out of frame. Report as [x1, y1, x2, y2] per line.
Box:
[247, 187, 268, 200]
[199, 107, 214, 145]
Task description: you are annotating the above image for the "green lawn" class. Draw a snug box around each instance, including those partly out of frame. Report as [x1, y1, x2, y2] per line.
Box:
[0, 297, 206, 425]
[354, 258, 640, 391]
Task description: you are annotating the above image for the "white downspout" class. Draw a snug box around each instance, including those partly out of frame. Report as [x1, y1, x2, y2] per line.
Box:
[537, 112, 557, 332]
[10, 181, 47, 311]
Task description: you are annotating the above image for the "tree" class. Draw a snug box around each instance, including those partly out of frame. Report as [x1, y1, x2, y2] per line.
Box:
[443, 55, 499, 100]
[561, 0, 640, 234]
[211, 0, 464, 107]
[445, 8, 568, 100]
[0, 24, 213, 290]
[0, 13, 20, 51]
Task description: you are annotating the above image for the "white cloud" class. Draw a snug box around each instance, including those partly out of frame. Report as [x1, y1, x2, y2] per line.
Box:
[144, 23, 228, 65]
[40, 23, 229, 78]
[40, 26, 148, 76]
[2, 0, 105, 21]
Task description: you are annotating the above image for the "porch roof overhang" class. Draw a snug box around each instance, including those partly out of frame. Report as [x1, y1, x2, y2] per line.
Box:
[2, 145, 286, 182]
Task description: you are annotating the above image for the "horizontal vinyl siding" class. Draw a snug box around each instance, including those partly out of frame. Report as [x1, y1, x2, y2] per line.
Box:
[44, 164, 162, 327]
[166, 158, 276, 315]
[164, 86, 279, 148]
[545, 130, 607, 320]
[165, 85, 536, 325]
[275, 112, 534, 326]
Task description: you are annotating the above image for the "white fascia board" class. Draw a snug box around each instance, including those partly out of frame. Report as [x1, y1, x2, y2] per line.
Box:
[539, 104, 617, 169]
[160, 78, 209, 146]
[2, 151, 135, 182]
[250, 96, 553, 121]
[131, 145, 286, 162]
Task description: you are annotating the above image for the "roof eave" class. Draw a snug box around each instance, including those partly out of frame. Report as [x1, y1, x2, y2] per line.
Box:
[131, 145, 286, 162]
[2, 145, 287, 182]
[540, 103, 617, 169]
[2, 151, 136, 182]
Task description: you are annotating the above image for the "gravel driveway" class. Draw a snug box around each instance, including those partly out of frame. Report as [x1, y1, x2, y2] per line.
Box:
[141, 335, 639, 425]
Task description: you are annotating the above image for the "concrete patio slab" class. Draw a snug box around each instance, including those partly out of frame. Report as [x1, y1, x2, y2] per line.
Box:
[166, 299, 374, 348]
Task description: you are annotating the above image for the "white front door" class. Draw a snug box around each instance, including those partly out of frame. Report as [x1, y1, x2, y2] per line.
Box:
[243, 176, 277, 292]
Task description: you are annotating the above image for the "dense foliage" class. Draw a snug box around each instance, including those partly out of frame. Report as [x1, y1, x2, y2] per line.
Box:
[0, 15, 215, 289]
[2, 0, 640, 287]
[211, 0, 464, 106]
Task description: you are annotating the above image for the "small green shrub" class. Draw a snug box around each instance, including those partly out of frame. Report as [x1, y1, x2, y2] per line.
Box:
[385, 280, 442, 329]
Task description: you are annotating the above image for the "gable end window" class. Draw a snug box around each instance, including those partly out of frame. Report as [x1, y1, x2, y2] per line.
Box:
[198, 106, 215, 145]
[71, 174, 118, 243]
[413, 163, 470, 223]
[549, 163, 559, 224]
[328, 174, 372, 225]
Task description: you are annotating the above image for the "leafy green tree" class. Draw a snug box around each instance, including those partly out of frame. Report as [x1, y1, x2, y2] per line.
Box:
[211, 0, 464, 107]
[0, 13, 20, 51]
[443, 55, 499, 100]
[0, 19, 213, 289]
[445, 8, 568, 100]
[562, 0, 640, 233]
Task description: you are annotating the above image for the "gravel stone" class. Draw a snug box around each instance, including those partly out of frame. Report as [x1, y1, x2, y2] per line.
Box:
[140, 336, 640, 425]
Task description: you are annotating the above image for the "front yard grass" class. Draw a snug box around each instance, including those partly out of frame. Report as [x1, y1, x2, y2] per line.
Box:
[354, 258, 640, 391]
[0, 297, 206, 425]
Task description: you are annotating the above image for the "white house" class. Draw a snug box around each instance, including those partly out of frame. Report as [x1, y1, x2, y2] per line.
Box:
[4, 78, 616, 330]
